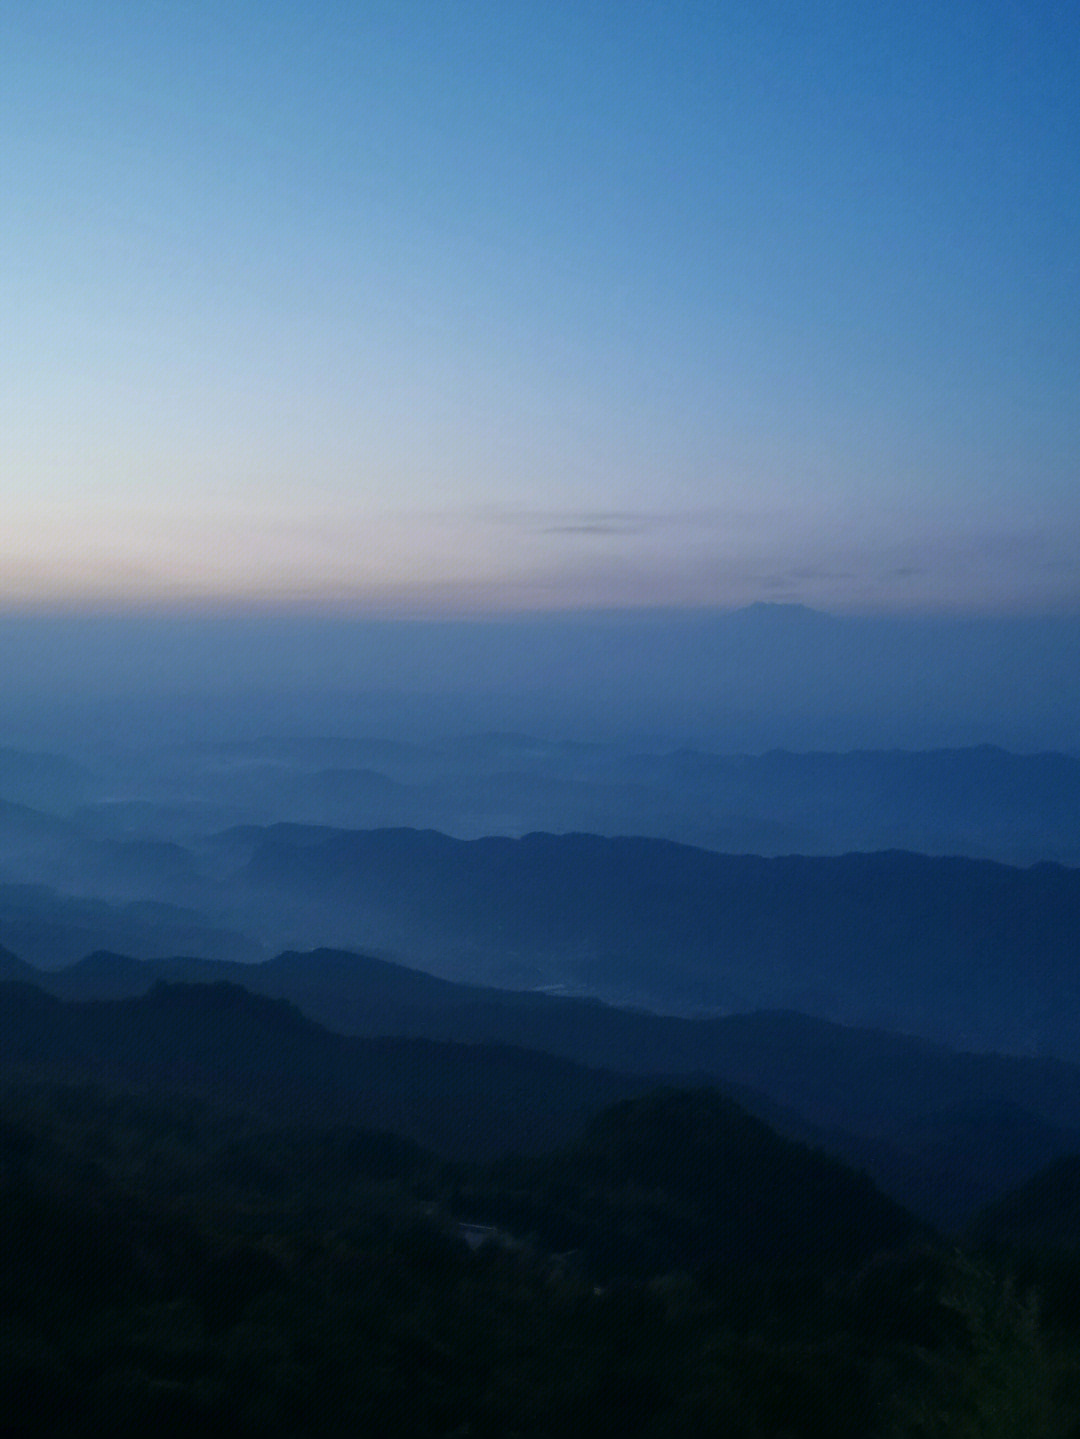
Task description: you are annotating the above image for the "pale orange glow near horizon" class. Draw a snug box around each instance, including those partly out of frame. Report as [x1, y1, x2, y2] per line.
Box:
[4, 498, 1078, 619]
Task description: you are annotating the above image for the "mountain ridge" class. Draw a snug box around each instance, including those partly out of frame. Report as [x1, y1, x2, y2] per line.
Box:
[10, 943, 1080, 1224]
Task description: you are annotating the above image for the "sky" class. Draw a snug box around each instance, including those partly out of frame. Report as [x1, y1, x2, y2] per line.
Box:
[3, 0, 1079, 616]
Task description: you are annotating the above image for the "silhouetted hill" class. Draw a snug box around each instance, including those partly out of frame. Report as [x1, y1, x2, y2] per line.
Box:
[0, 883, 261, 968]
[0, 994, 924, 1287]
[225, 830, 1080, 1053]
[0, 797, 75, 849]
[463, 1089, 923, 1278]
[66, 733, 1080, 862]
[0, 944, 37, 982]
[16, 944, 1080, 1222]
[620, 745, 1080, 865]
[969, 1156, 1080, 1250]
[0, 980, 653, 1160]
[0, 1070, 948, 1439]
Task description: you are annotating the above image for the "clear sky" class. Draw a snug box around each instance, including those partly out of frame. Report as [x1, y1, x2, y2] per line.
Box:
[3, 0, 1078, 615]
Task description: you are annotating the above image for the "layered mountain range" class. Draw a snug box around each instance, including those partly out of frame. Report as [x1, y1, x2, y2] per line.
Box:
[5, 942, 1080, 1227]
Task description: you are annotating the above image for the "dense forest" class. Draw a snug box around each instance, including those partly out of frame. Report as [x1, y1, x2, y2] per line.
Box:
[3, 984, 1080, 1436]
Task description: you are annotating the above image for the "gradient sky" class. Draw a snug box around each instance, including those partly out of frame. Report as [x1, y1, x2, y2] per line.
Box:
[3, 0, 1079, 615]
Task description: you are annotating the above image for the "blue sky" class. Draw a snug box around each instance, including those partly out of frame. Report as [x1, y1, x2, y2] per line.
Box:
[3, 0, 1078, 614]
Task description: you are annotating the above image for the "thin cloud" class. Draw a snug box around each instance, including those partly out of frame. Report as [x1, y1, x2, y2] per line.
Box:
[481, 508, 761, 539]
[541, 521, 654, 536]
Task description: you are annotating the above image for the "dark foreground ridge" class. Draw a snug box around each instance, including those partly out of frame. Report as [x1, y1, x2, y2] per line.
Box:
[0, 978, 650, 1160]
[0, 1047, 1069, 1435]
[16, 945, 1080, 1225]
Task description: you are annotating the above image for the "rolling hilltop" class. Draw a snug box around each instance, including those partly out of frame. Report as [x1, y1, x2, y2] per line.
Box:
[220, 829, 1080, 1056]
[10, 945, 1080, 1225]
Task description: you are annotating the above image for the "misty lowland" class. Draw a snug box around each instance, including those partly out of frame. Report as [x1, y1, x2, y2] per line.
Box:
[1, 608, 1080, 1436]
